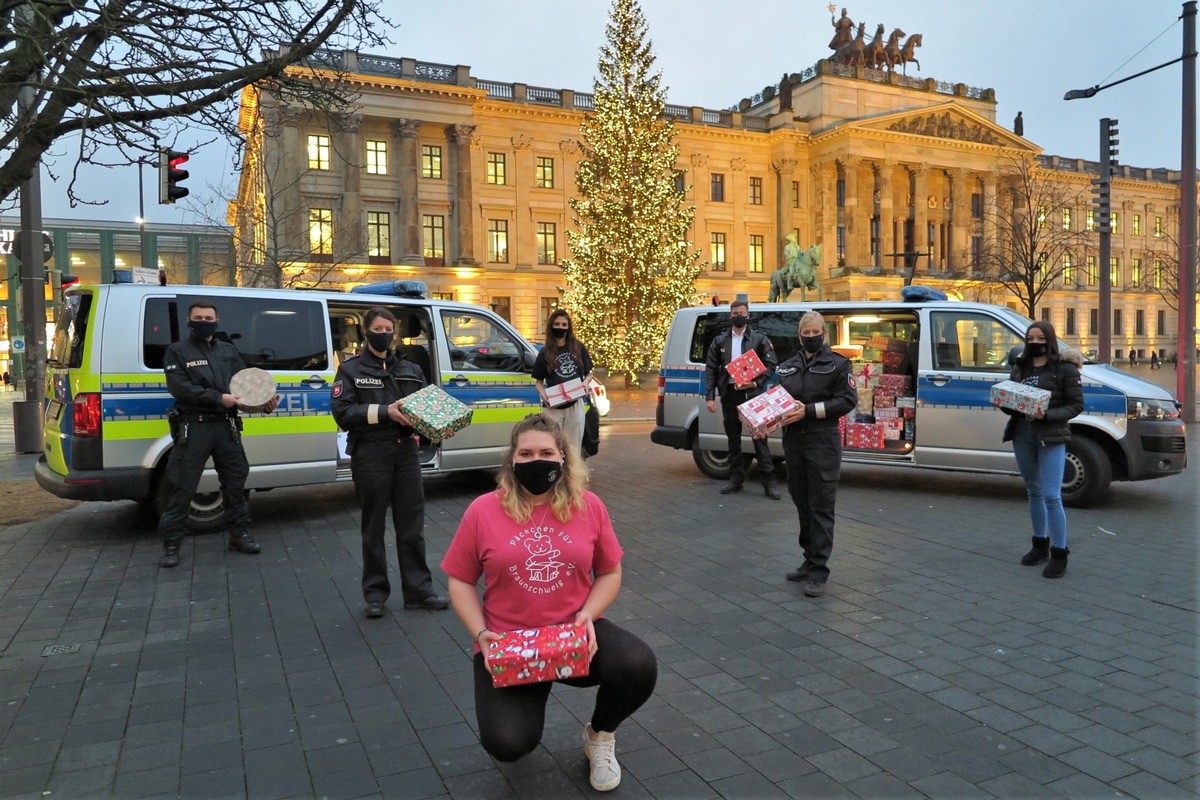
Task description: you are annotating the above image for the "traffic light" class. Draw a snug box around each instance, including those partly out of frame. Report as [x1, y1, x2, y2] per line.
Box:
[44, 270, 79, 303]
[158, 148, 190, 205]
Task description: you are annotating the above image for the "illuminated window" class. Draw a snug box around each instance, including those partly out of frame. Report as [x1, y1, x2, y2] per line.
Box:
[1111, 211, 1120, 234]
[1062, 254, 1073, 286]
[1154, 215, 1163, 237]
[1086, 209, 1095, 232]
[488, 220, 509, 262]
[1061, 207, 1071, 230]
[711, 173, 725, 202]
[487, 153, 506, 185]
[536, 157, 555, 189]
[1154, 258, 1163, 288]
[1110, 257, 1120, 286]
[673, 170, 686, 194]
[421, 145, 442, 179]
[1037, 253, 1049, 281]
[536, 222, 557, 265]
[308, 208, 333, 254]
[1037, 206, 1047, 228]
[1132, 258, 1142, 286]
[1086, 255, 1097, 286]
[792, 181, 800, 209]
[710, 233, 726, 270]
[422, 215, 444, 260]
[749, 177, 763, 205]
[431, 291, 455, 301]
[366, 140, 387, 175]
[307, 135, 330, 170]
[366, 211, 390, 258]
[748, 234, 764, 273]
[1132, 214, 1141, 236]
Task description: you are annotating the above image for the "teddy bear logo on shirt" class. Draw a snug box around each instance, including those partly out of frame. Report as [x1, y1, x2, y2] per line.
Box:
[524, 532, 564, 582]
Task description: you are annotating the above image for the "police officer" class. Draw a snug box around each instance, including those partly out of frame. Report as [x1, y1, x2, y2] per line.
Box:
[158, 301, 279, 568]
[705, 300, 780, 498]
[773, 311, 856, 597]
[332, 307, 449, 618]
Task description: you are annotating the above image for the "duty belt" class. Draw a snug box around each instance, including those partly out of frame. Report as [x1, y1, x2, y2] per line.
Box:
[179, 412, 238, 424]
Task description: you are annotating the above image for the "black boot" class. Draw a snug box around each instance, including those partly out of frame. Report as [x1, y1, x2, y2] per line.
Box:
[1020, 536, 1050, 566]
[159, 541, 181, 568]
[1043, 547, 1069, 579]
[228, 531, 261, 554]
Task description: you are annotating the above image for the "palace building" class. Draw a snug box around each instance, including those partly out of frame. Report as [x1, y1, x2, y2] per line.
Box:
[232, 47, 1192, 361]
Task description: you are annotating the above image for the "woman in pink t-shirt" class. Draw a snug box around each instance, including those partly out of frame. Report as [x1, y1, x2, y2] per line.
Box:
[442, 413, 656, 792]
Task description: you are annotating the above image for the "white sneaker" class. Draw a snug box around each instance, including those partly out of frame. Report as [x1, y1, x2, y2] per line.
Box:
[582, 723, 621, 791]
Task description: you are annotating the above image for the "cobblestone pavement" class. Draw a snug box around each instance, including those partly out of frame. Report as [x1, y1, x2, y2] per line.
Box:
[0, 391, 1196, 798]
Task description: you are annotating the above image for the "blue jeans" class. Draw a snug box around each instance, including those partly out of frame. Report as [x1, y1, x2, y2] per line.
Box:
[1010, 419, 1068, 548]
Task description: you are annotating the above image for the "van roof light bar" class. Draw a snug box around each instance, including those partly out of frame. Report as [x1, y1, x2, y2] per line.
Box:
[348, 280, 428, 298]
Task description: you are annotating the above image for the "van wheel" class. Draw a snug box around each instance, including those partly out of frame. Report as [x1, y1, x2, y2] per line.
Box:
[152, 475, 243, 534]
[691, 439, 732, 479]
[1062, 436, 1111, 508]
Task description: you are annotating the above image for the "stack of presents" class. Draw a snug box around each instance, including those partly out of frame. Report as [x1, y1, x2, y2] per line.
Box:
[841, 335, 916, 450]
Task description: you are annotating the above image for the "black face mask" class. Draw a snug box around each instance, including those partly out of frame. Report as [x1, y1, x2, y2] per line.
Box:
[730, 315, 749, 328]
[1026, 342, 1048, 358]
[188, 320, 218, 339]
[513, 459, 563, 496]
[553, 328, 569, 341]
[801, 334, 825, 354]
[366, 330, 394, 353]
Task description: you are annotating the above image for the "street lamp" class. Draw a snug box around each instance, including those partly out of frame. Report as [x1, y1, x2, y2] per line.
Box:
[1064, 1, 1197, 423]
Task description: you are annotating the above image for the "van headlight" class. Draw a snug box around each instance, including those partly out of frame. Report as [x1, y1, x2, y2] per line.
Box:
[1127, 397, 1180, 420]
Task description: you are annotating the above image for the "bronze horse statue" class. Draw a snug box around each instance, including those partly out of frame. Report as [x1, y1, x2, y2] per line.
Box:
[899, 33, 922, 74]
[769, 242, 823, 302]
[832, 22, 866, 67]
[879, 28, 906, 72]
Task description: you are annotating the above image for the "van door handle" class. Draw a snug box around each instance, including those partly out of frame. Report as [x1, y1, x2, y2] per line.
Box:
[926, 374, 950, 387]
[449, 374, 469, 387]
[302, 376, 327, 387]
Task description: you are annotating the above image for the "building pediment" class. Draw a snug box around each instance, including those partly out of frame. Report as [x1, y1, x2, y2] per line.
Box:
[849, 103, 1036, 150]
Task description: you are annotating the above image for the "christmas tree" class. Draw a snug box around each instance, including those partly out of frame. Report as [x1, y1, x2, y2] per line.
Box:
[560, 0, 703, 387]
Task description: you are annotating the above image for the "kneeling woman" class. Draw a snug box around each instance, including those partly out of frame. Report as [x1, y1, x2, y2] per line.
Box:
[441, 414, 657, 792]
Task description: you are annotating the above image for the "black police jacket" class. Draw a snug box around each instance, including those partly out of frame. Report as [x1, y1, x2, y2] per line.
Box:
[704, 328, 777, 401]
[331, 349, 427, 442]
[163, 333, 248, 415]
[1000, 349, 1084, 445]
[775, 346, 857, 432]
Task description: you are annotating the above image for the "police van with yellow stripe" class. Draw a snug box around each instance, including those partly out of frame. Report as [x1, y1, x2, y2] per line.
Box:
[35, 278, 542, 530]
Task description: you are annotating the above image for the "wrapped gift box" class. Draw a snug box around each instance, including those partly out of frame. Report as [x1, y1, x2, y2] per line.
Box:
[869, 335, 909, 354]
[854, 362, 883, 382]
[904, 419, 916, 438]
[844, 422, 885, 449]
[854, 413, 876, 424]
[895, 396, 916, 409]
[874, 393, 896, 408]
[396, 384, 474, 442]
[856, 388, 874, 414]
[880, 418, 904, 430]
[990, 380, 1051, 416]
[737, 386, 797, 438]
[838, 414, 847, 443]
[726, 349, 766, 386]
[880, 351, 905, 368]
[883, 427, 902, 440]
[875, 406, 901, 419]
[486, 624, 590, 688]
[877, 374, 913, 394]
[901, 406, 916, 419]
[544, 377, 588, 408]
[862, 346, 884, 362]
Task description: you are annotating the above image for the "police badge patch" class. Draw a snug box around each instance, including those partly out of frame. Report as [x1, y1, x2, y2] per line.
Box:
[332, 381, 343, 398]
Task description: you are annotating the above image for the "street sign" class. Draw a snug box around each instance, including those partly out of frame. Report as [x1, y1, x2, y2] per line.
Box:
[42, 232, 53, 264]
[12, 337, 25, 353]
[131, 267, 159, 285]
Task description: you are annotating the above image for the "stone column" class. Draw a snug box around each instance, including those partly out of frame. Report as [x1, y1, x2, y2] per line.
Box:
[842, 156, 865, 267]
[771, 158, 799, 268]
[392, 118, 424, 265]
[878, 160, 897, 270]
[814, 161, 838, 264]
[339, 114, 364, 258]
[913, 165, 929, 275]
[271, 107, 305, 257]
[448, 124, 478, 265]
[950, 169, 970, 272]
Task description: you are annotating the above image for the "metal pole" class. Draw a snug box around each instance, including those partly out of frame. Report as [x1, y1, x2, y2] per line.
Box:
[1178, 1, 1197, 422]
[139, 159, 147, 267]
[1099, 120, 1112, 365]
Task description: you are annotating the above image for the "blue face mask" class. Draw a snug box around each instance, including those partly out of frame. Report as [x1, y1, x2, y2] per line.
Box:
[188, 319, 218, 339]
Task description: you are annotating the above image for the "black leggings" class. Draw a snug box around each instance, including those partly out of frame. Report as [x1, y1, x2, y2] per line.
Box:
[473, 618, 657, 763]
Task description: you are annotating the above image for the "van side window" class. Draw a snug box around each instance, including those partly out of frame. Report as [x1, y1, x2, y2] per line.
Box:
[441, 310, 525, 372]
[690, 311, 802, 364]
[930, 311, 1024, 371]
[143, 297, 329, 370]
[48, 293, 92, 369]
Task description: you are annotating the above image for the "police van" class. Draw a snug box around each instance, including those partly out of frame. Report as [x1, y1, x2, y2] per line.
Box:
[651, 297, 1186, 507]
[35, 278, 543, 530]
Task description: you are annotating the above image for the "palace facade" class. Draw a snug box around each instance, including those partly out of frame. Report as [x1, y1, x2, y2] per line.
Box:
[232, 50, 1192, 361]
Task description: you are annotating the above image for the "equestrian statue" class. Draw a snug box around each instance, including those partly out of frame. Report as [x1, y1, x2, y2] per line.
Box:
[769, 235, 823, 302]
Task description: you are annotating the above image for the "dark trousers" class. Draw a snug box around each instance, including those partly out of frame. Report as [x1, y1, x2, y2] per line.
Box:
[472, 619, 658, 763]
[351, 436, 433, 604]
[783, 426, 842, 583]
[158, 419, 250, 543]
[721, 394, 774, 484]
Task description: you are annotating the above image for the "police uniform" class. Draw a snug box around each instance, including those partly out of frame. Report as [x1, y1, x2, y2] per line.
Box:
[704, 326, 778, 492]
[332, 349, 445, 611]
[776, 344, 857, 588]
[158, 331, 260, 563]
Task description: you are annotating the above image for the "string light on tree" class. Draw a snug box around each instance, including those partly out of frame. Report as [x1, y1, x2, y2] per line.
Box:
[560, 0, 704, 388]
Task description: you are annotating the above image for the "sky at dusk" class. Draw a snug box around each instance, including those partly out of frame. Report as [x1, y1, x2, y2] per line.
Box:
[30, 0, 1194, 227]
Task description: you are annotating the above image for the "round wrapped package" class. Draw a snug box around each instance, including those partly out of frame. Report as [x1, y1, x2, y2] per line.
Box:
[229, 368, 277, 413]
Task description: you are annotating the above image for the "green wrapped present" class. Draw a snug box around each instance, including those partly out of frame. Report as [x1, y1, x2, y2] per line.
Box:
[396, 385, 473, 442]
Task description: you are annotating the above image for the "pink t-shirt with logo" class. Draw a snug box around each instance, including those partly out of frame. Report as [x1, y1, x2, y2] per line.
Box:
[441, 489, 624, 646]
